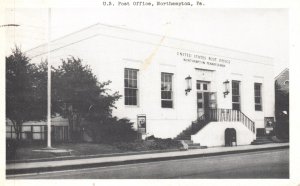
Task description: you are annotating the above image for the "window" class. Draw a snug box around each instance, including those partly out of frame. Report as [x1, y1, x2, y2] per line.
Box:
[124, 68, 138, 106]
[196, 82, 201, 90]
[232, 80, 241, 110]
[161, 73, 173, 108]
[254, 83, 262, 111]
[196, 81, 209, 91]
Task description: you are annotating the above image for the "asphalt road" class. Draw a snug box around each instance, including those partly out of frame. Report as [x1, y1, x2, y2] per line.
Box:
[8, 148, 289, 179]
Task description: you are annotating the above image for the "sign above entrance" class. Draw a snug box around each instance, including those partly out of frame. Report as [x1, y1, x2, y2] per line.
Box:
[177, 51, 231, 68]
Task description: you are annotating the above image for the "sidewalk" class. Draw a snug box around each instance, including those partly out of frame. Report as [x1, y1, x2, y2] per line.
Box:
[6, 143, 289, 175]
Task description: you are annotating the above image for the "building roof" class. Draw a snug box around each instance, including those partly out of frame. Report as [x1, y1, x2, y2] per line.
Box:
[275, 68, 289, 92]
[25, 22, 273, 66]
[275, 68, 289, 80]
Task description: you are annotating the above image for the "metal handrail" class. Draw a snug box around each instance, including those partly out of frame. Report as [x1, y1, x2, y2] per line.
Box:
[205, 108, 255, 133]
[175, 108, 256, 140]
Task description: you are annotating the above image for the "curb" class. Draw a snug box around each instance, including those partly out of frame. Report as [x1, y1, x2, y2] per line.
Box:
[7, 148, 182, 164]
[6, 145, 289, 175]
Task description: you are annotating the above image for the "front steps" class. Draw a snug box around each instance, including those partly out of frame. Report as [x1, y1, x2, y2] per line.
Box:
[251, 136, 274, 145]
[175, 119, 209, 141]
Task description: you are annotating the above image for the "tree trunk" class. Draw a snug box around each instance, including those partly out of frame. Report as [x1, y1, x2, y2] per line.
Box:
[68, 112, 83, 142]
[68, 115, 74, 141]
[11, 120, 22, 141]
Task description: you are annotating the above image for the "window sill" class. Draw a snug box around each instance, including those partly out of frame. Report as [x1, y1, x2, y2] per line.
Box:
[125, 105, 139, 108]
[161, 107, 175, 109]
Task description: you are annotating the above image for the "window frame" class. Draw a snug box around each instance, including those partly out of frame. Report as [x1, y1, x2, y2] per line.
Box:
[124, 68, 139, 106]
[161, 72, 174, 108]
[231, 80, 241, 111]
[254, 83, 263, 111]
[196, 80, 210, 92]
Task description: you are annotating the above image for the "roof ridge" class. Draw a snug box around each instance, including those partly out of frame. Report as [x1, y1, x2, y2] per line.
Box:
[26, 22, 273, 60]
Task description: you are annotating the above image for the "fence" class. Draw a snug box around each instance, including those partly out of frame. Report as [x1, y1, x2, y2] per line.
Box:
[6, 125, 69, 142]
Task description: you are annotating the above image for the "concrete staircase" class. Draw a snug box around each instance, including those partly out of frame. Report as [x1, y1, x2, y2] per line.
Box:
[251, 136, 274, 145]
[175, 117, 209, 141]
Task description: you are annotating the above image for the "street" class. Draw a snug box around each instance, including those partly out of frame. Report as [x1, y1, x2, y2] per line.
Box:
[7, 148, 289, 179]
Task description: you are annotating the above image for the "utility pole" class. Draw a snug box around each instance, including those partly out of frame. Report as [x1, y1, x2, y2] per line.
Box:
[47, 8, 52, 148]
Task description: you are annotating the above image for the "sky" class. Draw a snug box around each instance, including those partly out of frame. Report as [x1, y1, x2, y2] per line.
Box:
[4, 8, 289, 75]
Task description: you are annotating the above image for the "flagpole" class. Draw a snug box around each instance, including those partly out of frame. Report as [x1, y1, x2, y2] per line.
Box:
[47, 8, 52, 148]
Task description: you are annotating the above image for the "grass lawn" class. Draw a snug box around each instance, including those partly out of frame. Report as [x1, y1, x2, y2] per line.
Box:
[7, 140, 181, 162]
[7, 143, 126, 161]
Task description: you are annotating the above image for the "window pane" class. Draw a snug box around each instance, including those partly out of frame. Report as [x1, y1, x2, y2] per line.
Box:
[254, 83, 261, 90]
[132, 97, 137, 105]
[132, 80, 137, 88]
[198, 102, 203, 108]
[132, 71, 137, 79]
[232, 82, 238, 89]
[132, 89, 137, 96]
[203, 84, 207, 90]
[169, 91, 172, 99]
[197, 93, 202, 99]
[164, 83, 169, 91]
[255, 90, 261, 96]
[232, 96, 240, 102]
[161, 91, 166, 99]
[232, 103, 240, 110]
[162, 100, 173, 108]
[232, 88, 239, 95]
[197, 82, 201, 90]
[255, 105, 262, 111]
[255, 97, 261, 103]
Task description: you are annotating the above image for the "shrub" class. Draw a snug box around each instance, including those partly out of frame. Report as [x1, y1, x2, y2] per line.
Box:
[149, 138, 181, 150]
[115, 139, 181, 151]
[87, 117, 137, 143]
[145, 135, 160, 140]
[6, 139, 17, 160]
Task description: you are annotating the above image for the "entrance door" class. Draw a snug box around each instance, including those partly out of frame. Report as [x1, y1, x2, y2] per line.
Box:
[196, 81, 217, 118]
[197, 92, 215, 118]
[197, 92, 205, 118]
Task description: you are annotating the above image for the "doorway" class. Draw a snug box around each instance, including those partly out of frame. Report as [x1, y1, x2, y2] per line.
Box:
[197, 92, 209, 118]
[196, 81, 217, 118]
[225, 128, 237, 146]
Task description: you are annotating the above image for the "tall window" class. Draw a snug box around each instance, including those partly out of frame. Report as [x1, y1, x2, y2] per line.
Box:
[254, 83, 262, 111]
[124, 68, 138, 106]
[232, 80, 241, 110]
[161, 73, 173, 108]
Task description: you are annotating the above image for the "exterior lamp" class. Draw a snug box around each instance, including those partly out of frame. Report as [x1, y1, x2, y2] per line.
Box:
[223, 80, 230, 97]
[185, 75, 192, 95]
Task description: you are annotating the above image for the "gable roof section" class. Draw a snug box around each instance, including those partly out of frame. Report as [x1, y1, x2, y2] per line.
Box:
[25, 22, 273, 66]
[275, 68, 289, 80]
